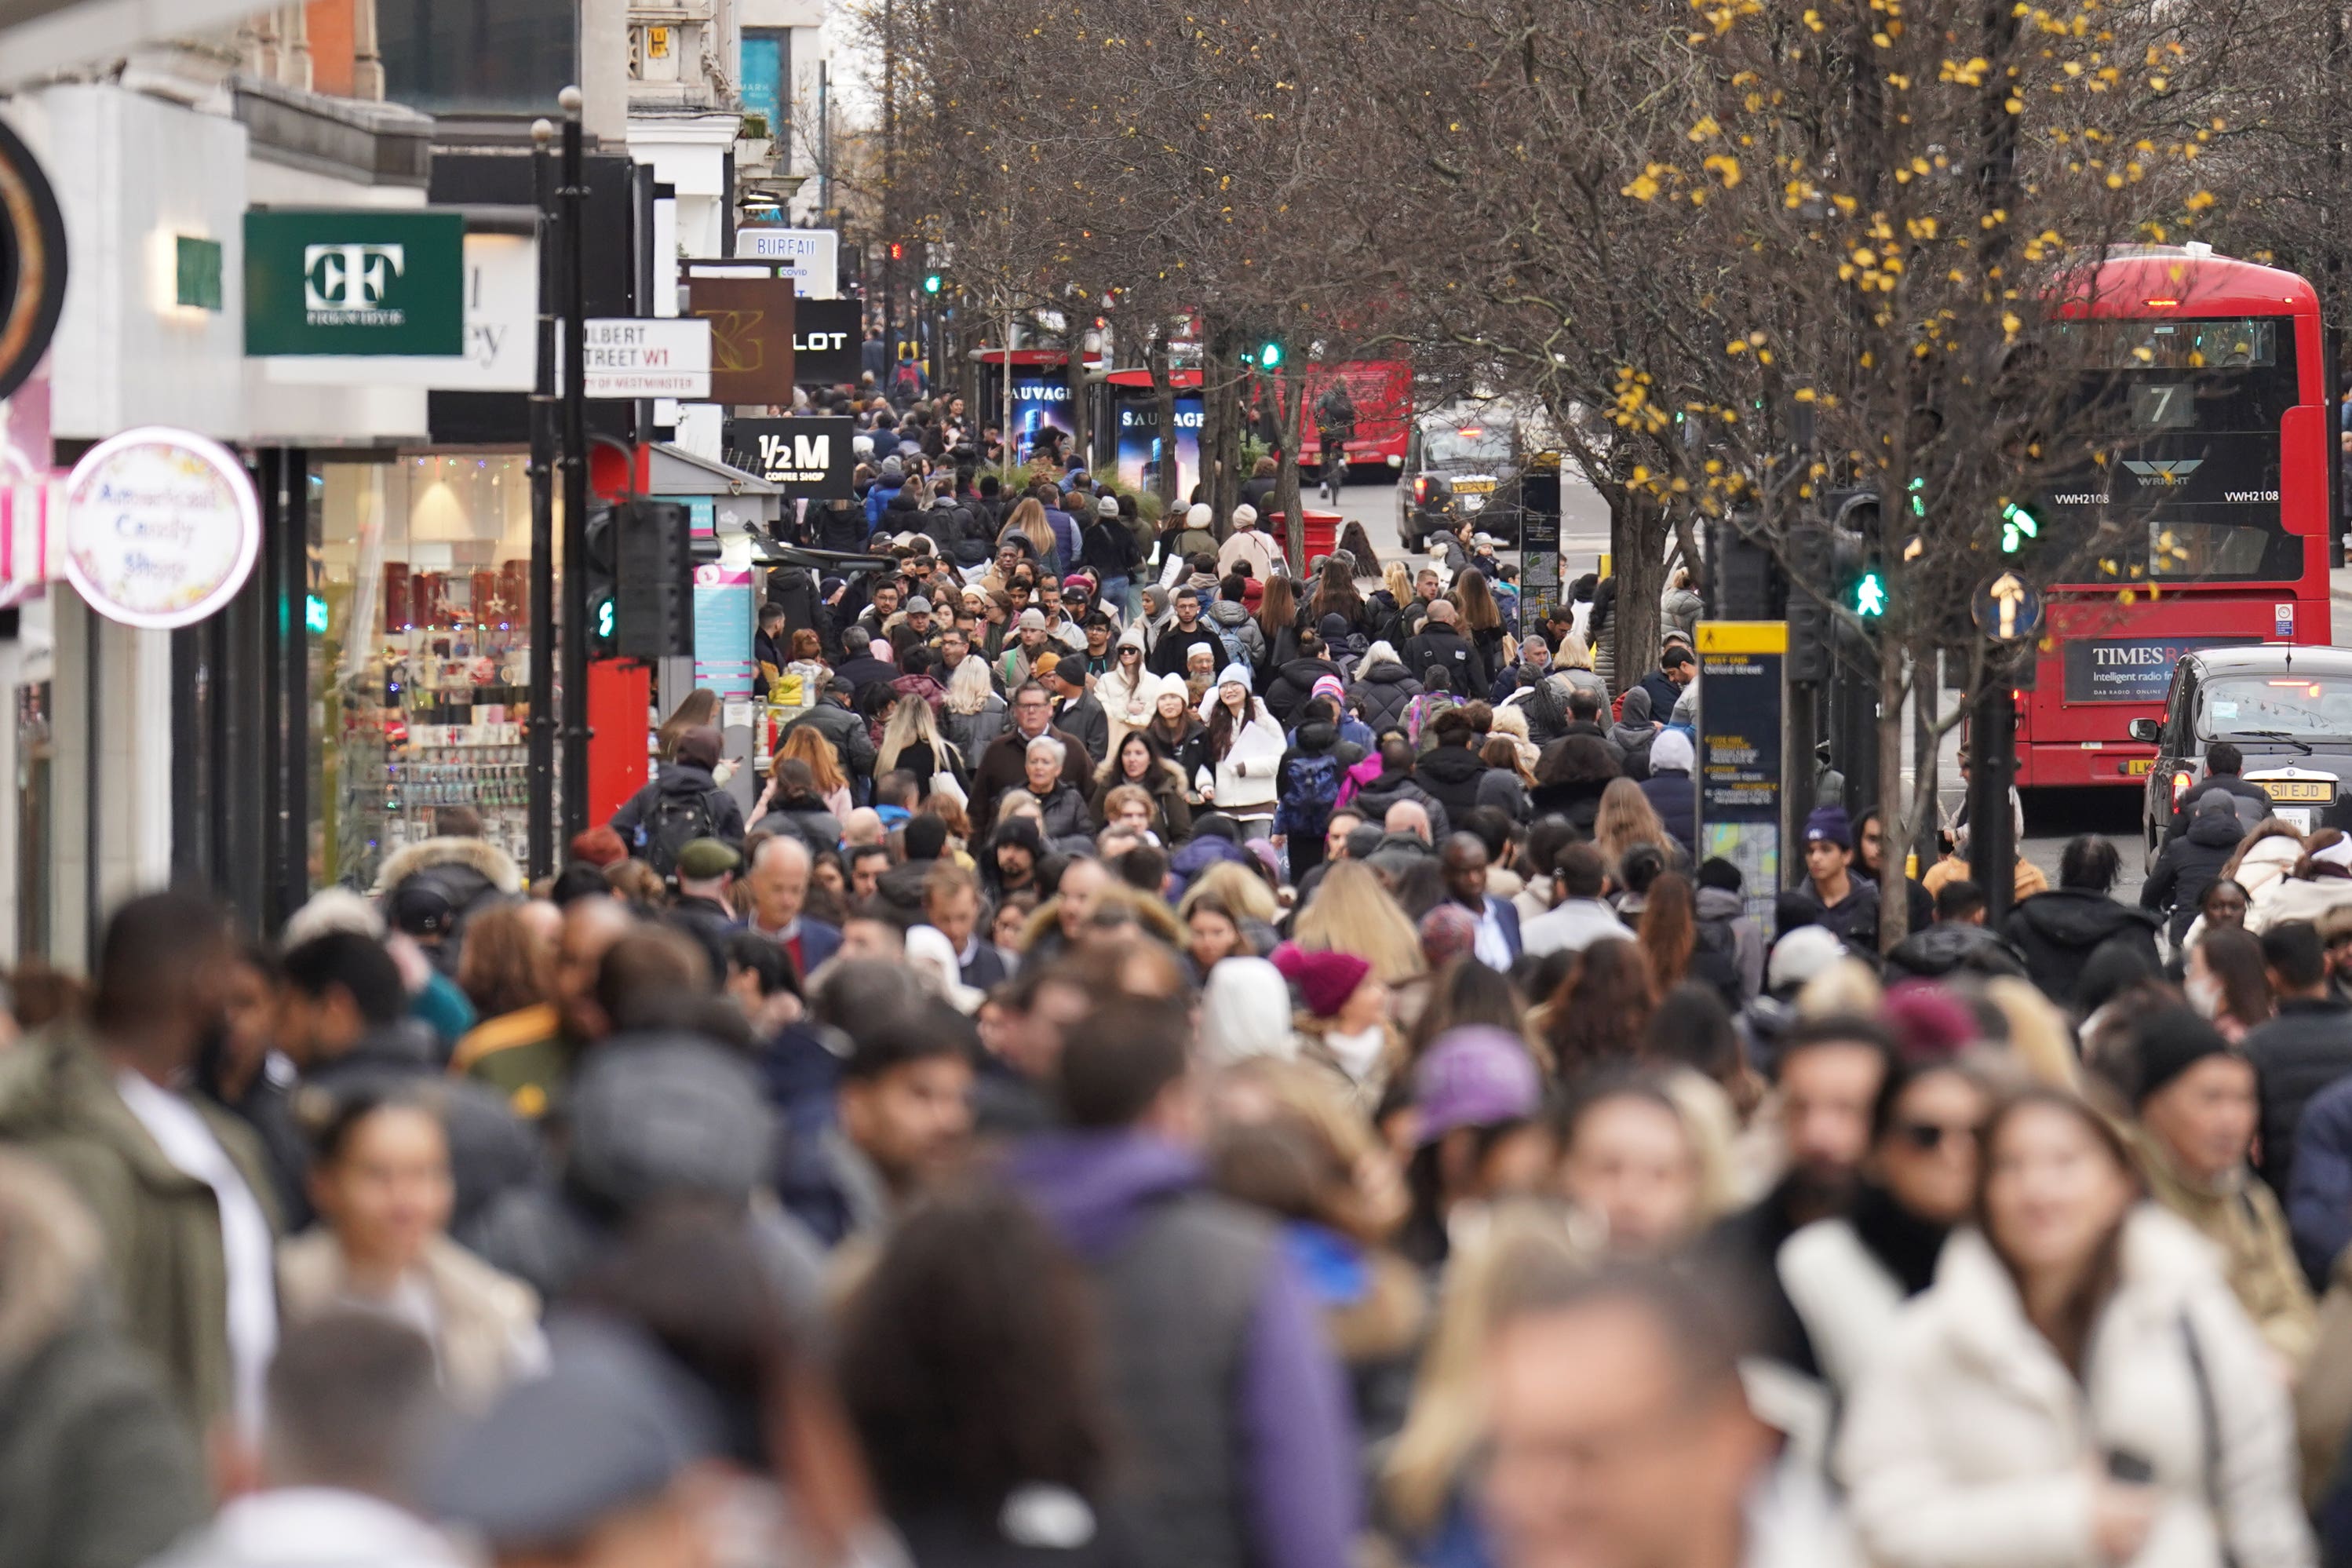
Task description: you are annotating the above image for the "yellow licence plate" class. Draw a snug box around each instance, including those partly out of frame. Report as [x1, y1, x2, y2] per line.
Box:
[2264, 779, 2336, 803]
[1453, 480, 1495, 494]
[2124, 758, 2154, 776]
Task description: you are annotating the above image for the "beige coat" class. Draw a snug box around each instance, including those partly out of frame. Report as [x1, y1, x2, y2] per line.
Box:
[2133, 1131, 2315, 1369]
[1841, 1208, 2314, 1568]
[277, 1230, 545, 1411]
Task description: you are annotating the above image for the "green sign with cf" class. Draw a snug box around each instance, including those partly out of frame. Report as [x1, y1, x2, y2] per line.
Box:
[244, 210, 465, 356]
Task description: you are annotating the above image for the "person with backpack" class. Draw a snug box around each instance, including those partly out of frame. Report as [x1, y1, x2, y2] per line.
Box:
[1205, 573, 1267, 678]
[1274, 697, 1363, 881]
[2168, 741, 2277, 842]
[889, 351, 927, 404]
[607, 724, 746, 877]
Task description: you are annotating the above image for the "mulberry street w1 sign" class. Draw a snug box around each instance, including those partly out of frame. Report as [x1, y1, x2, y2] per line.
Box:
[575, 318, 711, 398]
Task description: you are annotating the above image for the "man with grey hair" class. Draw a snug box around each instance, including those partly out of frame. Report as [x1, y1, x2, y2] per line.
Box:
[970, 681, 1093, 835]
[746, 833, 841, 977]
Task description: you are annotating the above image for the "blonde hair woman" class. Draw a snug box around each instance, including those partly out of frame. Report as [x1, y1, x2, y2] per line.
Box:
[1595, 776, 1683, 873]
[874, 691, 965, 799]
[998, 496, 1056, 563]
[1181, 859, 1282, 929]
[1293, 860, 1425, 984]
[776, 722, 851, 819]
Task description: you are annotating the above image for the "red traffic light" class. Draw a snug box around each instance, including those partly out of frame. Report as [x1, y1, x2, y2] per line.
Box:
[888, 242, 905, 261]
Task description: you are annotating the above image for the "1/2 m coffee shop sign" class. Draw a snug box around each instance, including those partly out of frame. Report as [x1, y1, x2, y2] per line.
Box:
[245, 209, 464, 356]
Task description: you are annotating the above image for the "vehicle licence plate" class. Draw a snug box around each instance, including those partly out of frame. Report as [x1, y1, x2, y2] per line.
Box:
[2123, 758, 2154, 777]
[2266, 779, 2336, 802]
[1453, 480, 1495, 494]
[2280, 808, 2314, 833]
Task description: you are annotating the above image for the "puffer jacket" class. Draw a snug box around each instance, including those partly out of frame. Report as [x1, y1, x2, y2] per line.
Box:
[1840, 1207, 2315, 1568]
[2142, 808, 2246, 944]
[1206, 599, 1267, 671]
[1198, 695, 1286, 815]
[1097, 625, 1156, 750]
[2249, 871, 2352, 938]
[2001, 888, 2161, 1009]
[1348, 644, 1423, 738]
[1412, 742, 1491, 822]
[1266, 655, 1347, 729]
[2243, 997, 2352, 1198]
[1883, 922, 2029, 984]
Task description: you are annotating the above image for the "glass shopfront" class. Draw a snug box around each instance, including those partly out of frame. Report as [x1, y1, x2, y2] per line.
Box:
[313, 454, 540, 891]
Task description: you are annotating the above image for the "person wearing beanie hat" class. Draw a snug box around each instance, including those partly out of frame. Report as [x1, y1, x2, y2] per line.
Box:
[1397, 1027, 1544, 1268]
[1200, 663, 1285, 832]
[1218, 501, 1282, 584]
[1000, 604, 1055, 688]
[2125, 1005, 2315, 1362]
[1274, 942, 1399, 1107]
[1789, 802, 1879, 946]
[1078, 487, 1140, 615]
[864, 454, 907, 533]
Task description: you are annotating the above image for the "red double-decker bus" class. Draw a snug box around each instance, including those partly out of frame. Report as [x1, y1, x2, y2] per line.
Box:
[1303, 359, 1413, 471]
[2013, 246, 2332, 791]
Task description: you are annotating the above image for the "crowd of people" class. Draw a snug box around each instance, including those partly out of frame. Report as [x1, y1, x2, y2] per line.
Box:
[13, 402, 2352, 1568]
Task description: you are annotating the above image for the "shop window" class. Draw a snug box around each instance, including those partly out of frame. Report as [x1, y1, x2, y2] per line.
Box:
[313, 455, 539, 892]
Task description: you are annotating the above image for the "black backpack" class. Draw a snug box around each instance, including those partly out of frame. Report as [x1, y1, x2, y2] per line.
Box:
[635, 787, 731, 877]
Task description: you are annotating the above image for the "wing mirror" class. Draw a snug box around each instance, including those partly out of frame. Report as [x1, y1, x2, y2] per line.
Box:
[2127, 717, 2161, 744]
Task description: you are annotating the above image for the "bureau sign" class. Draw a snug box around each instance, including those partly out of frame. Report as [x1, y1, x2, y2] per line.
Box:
[64, 428, 261, 629]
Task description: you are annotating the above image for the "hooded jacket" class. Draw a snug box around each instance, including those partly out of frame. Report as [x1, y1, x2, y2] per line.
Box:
[2142, 808, 2247, 943]
[2001, 888, 2161, 1008]
[1348, 645, 1422, 738]
[1839, 1208, 2314, 1568]
[1206, 598, 1267, 670]
[1349, 766, 1453, 844]
[1005, 1132, 1359, 1568]
[1400, 622, 1486, 698]
[1265, 655, 1346, 730]
[610, 759, 748, 854]
[1097, 625, 1156, 750]
[1883, 922, 2029, 985]
[782, 698, 881, 793]
[1695, 884, 1766, 1002]
[1199, 694, 1286, 815]
[2248, 871, 2352, 937]
[1092, 754, 1194, 841]
[1639, 731, 1698, 859]
[373, 834, 524, 903]
[1609, 685, 1661, 779]
[0, 1150, 207, 1568]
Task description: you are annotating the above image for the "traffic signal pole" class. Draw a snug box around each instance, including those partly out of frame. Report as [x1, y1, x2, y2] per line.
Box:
[559, 86, 592, 848]
[1967, 672, 2020, 924]
[527, 116, 558, 879]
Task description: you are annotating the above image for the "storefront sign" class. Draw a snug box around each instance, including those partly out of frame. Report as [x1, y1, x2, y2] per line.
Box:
[682, 275, 795, 404]
[245, 209, 464, 356]
[790, 298, 861, 385]
[1696, 620, 1785, 934]
[578, 318, 712, 399]
[63, 427, 261, 629]
[266, 232, 538, 392]
[0, 117, 68, 405]
[2061, 636, 2238, 704]
[733, 227, 839, 297]
[735, 416, 855, 498]
[1111, 393, 1202, 498]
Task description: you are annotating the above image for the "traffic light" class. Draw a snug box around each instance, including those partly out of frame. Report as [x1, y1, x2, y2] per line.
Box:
[613, 498, 694, 660]
[1830, 491, 1886, 619]
[921, 269, 944, 295]
[2000, 500, 2041, 554]
[583, 503, 619, 658]
[1785, 522, 1832, 684]
[888, 241, 905, 262]
[1254, 338, 1282, 369]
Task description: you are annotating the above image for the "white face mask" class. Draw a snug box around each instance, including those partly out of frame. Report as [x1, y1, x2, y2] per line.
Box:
[2186, 972, 2224, 1020]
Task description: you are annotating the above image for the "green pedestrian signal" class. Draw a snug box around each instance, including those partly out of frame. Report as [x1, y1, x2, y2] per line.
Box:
[595, 594, 615, 642]
[1853, 571, 1887, 618]
[922, 271, 944, 295]
[2000, 501, 2040, 554]
[1255, 340, 1282, 369]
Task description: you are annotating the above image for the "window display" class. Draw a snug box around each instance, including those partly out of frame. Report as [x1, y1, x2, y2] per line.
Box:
[314, 455, 542, 891]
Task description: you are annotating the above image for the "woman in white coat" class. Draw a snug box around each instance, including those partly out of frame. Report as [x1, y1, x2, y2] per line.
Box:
[1199, 664, 1285, 833]
[1840, 1088, 2314, 1568]
[1095, 622, 1155, 754]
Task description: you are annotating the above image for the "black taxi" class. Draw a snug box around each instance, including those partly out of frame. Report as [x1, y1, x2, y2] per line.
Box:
[2129, 644, 2352, 861]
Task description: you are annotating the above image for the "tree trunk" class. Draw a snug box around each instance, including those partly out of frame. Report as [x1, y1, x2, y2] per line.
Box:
[1273, 363, 1306, 571]
[1150, 331, 1179, 510]
[1614, 493, 1666, 700]
[1065, 340, 1090, 473]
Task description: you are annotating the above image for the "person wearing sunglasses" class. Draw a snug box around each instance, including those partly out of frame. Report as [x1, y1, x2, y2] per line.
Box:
[1776, 1044, 1993, 1402]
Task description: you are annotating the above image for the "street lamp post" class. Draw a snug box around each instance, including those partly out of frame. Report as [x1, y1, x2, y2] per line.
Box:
[558, 85, 592, 848]
[527, 115, 557, 878]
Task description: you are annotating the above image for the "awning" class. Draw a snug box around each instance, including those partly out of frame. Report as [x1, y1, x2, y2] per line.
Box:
[0, 475, 64, 607]
[646, 443, 782, 525]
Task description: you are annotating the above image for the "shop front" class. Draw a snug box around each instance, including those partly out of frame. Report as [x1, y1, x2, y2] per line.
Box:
[312, 451, 539, 892]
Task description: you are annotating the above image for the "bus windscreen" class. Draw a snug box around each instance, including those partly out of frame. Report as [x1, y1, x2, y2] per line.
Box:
[2029, 316, 2302, 585]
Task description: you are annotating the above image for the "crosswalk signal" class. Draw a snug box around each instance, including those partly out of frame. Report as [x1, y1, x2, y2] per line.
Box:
[888, 241, 905, 262]
[583, 504, 619, 659]
[1255, 339, 1282, 370]
[1851, 569, 1887, 618]
[922, 270, 944, 295]
[2000, 501, 2041, 554]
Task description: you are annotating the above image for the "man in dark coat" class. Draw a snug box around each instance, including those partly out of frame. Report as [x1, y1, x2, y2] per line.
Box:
[779, 678, 881, 786]
[2142, 789, 2250, 943]
[1347, 644, 1422, 738]
[1040, 656, 1110, 765]
[1401, 598, 1486, 698]
[1637, 729, 1698, 860]
[1264, 633, 1348, 730]
[970, 682, 1095, 836]
[1351, 733, 1453, 841]
[1148, 586, 1227, 680]
[2245, 920, 2352, 1197]
[2002, 833, 2162, 1010]
[1413, 709, 1493, 822]
[832, 625, 899, 695]
[2168, 740, 2276, 841]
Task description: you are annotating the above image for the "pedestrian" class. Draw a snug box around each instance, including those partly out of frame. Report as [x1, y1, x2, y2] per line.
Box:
[1638, 729, 1698, 859]
[1787, 805, 1881, 947]
[2004, 834, 2164, 1009]
[2146, 789, 2252, 945]
[1840, 1088, 2314, 1568]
